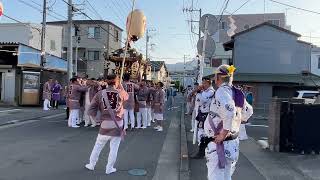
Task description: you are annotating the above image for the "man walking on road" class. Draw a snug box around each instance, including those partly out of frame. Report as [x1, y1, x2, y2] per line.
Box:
[85, 75, 128, 175]
[204, 65, 253, 180]
[84, 78, 99, 127]
[136, 80, 149, 129]
[67, 78, 88, 128]
[43, 78, 53, 111]
[122, 74, 139, 130]
[153, 82, 165, 132]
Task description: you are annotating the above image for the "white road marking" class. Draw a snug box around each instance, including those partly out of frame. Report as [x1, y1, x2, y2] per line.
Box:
[0, 109, 22, 113]
[0, 120, 39, 130]
[246, 124, 269, 128]
[41, 113, 65, 119]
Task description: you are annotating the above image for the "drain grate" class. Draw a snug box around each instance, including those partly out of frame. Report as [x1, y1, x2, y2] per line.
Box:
[128, 169, 147, 176]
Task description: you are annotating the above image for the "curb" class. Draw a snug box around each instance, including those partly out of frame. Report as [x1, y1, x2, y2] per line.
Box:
[180, 103, 190, 180]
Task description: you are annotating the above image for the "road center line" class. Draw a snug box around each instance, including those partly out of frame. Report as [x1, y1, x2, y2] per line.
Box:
[0, 109, 22, 113]
[246, 124, 269, 128]
[41, 113, 65, 119]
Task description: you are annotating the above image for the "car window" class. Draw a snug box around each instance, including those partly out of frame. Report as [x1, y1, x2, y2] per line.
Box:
[302, 93, 319, 99]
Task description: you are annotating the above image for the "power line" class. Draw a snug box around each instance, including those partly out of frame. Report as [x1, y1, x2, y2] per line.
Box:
[84, 0, 103, 20]
[269, 0, 320, 16]
[104, 2, 126, 29]
[230, 0, 251, 15]
[219, 0, 230, 22]
[17, 0, 64, 21]
[62, 0, 126, 46]
[2, 14, 41, 33]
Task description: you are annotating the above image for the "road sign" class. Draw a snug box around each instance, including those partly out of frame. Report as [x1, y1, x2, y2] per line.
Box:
[200, 14, 219, 35]
[197, 36, 216, 59]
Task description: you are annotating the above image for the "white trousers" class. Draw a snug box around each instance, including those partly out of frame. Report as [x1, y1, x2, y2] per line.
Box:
[186, 102, 191, 114]
[239, 124, 248, 140]
[191, 108, 197, 131]
[137, 108, 147, 128]
[68, 109, 79, 127]
[205, 140, 239, 180]
[43, 99, 50, 110]
[147, 107, 153, 126]
[88, 134, 121, 171]
[124, 109, 135, 129]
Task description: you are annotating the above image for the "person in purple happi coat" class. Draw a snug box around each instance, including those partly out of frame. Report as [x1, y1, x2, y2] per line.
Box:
[51, 80, 62, 109]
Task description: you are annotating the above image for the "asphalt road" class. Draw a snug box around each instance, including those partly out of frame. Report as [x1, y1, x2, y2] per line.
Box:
[184, 109, 266, 180]
[0, 107, 174, 180]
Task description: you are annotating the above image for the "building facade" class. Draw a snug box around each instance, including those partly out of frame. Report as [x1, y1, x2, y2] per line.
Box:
[150, 61, 170, 86]
[223, 22, 318, 108]
[203, 13, 289, 76]
[311, 46, 320, 76]
[47, 20, 123, 78]
[0, 23, 63, 57]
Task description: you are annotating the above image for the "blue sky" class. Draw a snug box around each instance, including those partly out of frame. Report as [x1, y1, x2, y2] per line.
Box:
[2, 0, 320, 63]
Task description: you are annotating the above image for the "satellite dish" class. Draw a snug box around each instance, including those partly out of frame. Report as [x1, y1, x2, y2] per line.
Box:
[197, 36, 216, 59]
[200, 14, 219, 36]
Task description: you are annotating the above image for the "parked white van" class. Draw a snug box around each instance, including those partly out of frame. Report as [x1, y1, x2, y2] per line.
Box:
[293, 90, 320, 104]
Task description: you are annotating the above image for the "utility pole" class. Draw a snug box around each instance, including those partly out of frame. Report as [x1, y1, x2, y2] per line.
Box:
[183, 55, 186, 88]
[40, 0, 47, 68]
[67, 0, 73, 79]
[144, 29, 156, 80]
[183, 6, 202, 83]
[74, 25, 80, 76]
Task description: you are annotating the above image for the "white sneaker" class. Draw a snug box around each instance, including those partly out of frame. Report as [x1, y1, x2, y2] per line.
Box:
[91, 125, 96, 128]
[154, 126, 160, 129]
[72, 125, 80, 128]
[141, 126, 147, 129]
[190, 129, 194, 132]
[106, 167, 117, 174]
[84, 124, 89, 127]
[43, 109, 50, 111]
[157, 127, 163, 132]
[85, 164, 95, 171]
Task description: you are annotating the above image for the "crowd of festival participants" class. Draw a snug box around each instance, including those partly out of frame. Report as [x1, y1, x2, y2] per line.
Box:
[42, 64, 254, 179]
[184, 64, 254, 180]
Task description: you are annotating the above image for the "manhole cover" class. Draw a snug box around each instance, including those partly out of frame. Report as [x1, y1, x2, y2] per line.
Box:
[128, 169, 147, 176]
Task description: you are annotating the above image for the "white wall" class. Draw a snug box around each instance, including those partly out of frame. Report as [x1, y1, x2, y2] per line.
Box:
[0, 69, 16, 105]
[0, 23, 62, 57]
[0, 24, 30, 44]
[29, 24, 63, 57]
[311, 48, 320, 76]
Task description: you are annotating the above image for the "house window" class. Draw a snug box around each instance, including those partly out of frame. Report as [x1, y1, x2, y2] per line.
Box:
[50, 40, 56, 51]
[114, 29, 119, 42]
[88, 27, 100, 39]
[88, 51, 100, 61]
[267, 19, 280, 26]
[318, 56, 320, 69]
[220, 21, 227, 30]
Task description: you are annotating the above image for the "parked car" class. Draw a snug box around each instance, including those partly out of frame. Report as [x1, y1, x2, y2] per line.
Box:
[293, 90, 320, 104]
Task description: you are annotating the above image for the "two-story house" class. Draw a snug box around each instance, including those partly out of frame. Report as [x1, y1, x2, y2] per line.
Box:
[47, 20, 123, 78]
[204, 13, 290, 76]
[223, 22, 320, 106]
[150, 61, 170, 86]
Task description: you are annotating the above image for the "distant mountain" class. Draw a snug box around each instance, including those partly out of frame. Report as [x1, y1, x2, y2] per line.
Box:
[166, 60, 197, 72]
